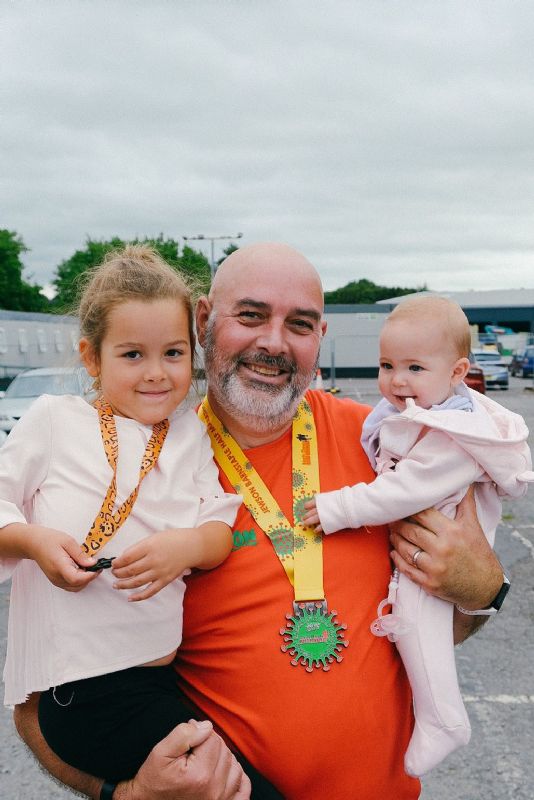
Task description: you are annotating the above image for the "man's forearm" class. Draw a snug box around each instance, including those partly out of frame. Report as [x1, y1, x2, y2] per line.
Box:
[14, 694, 104, 799]
[452, 547, 504, 645]
[452, 606, 490, 645]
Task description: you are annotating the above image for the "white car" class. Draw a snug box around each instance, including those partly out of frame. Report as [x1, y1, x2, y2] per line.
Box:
[471, 349, 509, 390]
[0, 366, 92, 435]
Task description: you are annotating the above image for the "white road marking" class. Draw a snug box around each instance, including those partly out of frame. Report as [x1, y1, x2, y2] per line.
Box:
[464, 694, 534, 704]
[510, 528, 534, 558]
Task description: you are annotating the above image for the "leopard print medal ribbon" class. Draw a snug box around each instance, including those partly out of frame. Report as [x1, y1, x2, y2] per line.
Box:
[82, 398, 169, 555]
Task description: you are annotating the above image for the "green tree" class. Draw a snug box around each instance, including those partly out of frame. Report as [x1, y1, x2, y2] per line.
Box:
[179, 244, 212, 289]
[324, 278, 427, 304]
[216, 243, 239, 266]
[0, 230, 49, 312]
[51, 236, 211, 312]
[51, 237, 123, 312]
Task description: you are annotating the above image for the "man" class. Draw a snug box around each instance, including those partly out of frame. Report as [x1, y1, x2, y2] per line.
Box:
[14, 243, 504, 799]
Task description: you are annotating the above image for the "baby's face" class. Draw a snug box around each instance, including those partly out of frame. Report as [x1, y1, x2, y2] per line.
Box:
[378, 318, 466, 411]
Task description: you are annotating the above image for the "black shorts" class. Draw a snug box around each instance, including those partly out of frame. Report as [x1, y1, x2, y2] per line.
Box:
[38, 665, 283, 799]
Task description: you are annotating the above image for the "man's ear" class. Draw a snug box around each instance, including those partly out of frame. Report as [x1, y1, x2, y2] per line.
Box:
[451, 357, 471, 386]
[79, 338, 99, 378]
[195, 296, 212, 348]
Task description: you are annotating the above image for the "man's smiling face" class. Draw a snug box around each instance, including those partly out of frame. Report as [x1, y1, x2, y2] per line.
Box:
[198, 244, 326, 432]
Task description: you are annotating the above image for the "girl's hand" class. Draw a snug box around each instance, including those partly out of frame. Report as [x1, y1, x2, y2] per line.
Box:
[28, 528, 100, 592]
[111, 528, 200, 602]
[303, 499, 323, 532]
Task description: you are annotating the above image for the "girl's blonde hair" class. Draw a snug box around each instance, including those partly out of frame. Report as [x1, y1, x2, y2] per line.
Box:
[77, 244, 195, 364]
[386, 295, 471, 358]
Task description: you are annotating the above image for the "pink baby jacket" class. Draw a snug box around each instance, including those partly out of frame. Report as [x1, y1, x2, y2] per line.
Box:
[316, 386, 534, 542]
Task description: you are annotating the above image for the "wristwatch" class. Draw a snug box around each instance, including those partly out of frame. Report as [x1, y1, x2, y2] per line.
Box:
[456, 574, 511, 616]
[100, 781, 117, 800]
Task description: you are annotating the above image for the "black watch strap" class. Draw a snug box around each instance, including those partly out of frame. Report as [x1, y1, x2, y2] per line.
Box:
[485, 574, 511, 611]
[100, 781, 117, 800]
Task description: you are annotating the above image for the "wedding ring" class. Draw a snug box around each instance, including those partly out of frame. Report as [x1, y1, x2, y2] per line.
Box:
[412, 548, 424, 568]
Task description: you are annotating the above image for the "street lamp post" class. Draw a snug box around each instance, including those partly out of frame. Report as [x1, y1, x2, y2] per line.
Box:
[182, 232, 243, 280]
[327, 334, 374, 393]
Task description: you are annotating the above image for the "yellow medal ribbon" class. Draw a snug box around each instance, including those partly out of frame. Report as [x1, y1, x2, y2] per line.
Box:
[198, 397, 324, 602]
[82, 398, 170, 555]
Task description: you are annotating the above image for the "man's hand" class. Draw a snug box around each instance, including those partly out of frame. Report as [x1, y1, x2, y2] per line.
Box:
[389, 487, 504, 639]
[116, 721, 251, 800]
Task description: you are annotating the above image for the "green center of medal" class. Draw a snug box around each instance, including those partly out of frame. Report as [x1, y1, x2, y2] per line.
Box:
[280, 603, 348, 672]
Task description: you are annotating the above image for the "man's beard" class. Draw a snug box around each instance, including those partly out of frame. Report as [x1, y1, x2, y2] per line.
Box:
[203, 315, 318, 434]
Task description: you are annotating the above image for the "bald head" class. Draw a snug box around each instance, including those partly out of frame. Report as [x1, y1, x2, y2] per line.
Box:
[210, 242, 323, 306]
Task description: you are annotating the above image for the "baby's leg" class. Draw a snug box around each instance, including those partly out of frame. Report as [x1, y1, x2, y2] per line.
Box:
[394, 572, 471, 777]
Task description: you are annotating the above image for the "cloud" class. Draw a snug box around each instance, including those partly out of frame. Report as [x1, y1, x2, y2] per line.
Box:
[2, 0, 534, 293]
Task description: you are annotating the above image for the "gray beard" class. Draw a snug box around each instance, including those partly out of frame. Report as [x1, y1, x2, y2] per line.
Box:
[203, 318, 318, 434]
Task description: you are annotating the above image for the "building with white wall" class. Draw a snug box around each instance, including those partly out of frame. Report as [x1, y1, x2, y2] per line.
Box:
[320, 289, 534, 378]
[0, 310, 79, 388]
[4, 287, 533, 386]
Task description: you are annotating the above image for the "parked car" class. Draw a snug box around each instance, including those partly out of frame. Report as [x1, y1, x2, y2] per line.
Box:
[0, 366, 91, 434]
[464, 353, 486, 394]
[521, 345, 534, 378]
[471, 349, 509, 390]
[509, 349, 527, 377]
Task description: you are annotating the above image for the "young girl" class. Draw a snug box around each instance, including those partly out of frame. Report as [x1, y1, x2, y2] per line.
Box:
[304, 295, 534, 777]
[0, 246, 282, 798]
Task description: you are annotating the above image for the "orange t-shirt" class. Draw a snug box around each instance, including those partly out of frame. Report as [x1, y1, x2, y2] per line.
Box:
[177, 391, 420, 799]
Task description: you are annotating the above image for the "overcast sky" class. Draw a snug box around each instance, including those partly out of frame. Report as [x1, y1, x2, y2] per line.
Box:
[3, 0, 534, 295]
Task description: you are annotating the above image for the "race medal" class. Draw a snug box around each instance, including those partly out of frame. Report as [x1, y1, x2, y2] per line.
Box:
[280, 601, 348, 672]
[199, 397, 349, 672]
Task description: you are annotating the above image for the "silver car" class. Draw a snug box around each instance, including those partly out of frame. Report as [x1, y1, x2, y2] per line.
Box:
[471, 349, 509, 390]
[0, 366, 91, 434]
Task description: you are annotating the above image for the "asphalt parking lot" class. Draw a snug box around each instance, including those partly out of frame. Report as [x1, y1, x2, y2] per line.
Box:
[0, 376, 533, 799]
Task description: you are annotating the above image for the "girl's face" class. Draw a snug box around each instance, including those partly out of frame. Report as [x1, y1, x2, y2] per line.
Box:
[80, 298, 192, 425]
[378, 318, 469, 411]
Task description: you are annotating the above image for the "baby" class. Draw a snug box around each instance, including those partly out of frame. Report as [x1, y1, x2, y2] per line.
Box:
[304, 295, 534, 776]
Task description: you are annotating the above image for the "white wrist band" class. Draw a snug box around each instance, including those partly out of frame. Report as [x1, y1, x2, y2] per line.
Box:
[455, 574, 510, 616]
[455, 604, 497, 616]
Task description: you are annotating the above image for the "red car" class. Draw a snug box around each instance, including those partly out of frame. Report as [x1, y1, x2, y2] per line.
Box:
[464, 353, 486, 394]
